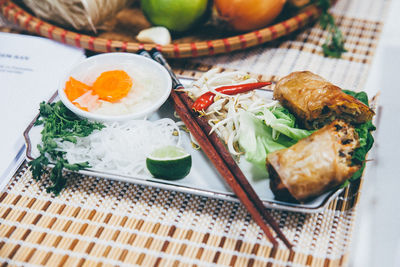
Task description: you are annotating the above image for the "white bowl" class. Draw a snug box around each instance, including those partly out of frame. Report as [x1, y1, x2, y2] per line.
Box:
[58, 53, 172, 122]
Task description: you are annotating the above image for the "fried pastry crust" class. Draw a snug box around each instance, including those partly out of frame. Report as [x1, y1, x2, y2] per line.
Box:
[267, 120, 360, 202]
[274, 71, 374, 129]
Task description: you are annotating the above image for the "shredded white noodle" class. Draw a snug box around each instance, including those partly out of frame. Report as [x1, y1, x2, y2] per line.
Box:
[56, 118, 180, 178]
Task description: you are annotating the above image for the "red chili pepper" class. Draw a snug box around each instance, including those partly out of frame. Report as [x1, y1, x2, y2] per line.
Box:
[191, 92, 216, 112]
[192, 82, 271, 112]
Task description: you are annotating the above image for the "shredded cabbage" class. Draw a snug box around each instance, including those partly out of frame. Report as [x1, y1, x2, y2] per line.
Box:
[185, 69, 313, 171]
[183, 68, 277, 155]
[261, 107, 312, 141]
[237, 108, 313, 171]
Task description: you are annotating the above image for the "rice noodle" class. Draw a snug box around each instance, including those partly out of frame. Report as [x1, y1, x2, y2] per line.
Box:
[56, 118, 180, 178]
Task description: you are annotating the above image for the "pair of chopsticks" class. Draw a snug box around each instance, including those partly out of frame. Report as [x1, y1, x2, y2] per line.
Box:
[137, 49, 292, 249]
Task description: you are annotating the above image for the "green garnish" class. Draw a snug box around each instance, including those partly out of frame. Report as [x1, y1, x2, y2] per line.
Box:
[238, 107, 313, 171]
[316, 0, 347, 58]
[342, 90, 376, 186]
[28, 101, 105, 195]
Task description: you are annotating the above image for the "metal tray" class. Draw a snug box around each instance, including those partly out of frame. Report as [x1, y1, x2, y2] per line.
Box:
[23, 77, 346, 213]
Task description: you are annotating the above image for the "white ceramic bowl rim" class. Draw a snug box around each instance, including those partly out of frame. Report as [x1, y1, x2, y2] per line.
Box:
[58, 52, 172, 122]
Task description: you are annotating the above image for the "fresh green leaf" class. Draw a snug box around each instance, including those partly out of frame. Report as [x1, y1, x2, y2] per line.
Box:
[63, 136, 77, 144]
[34, 119, 43, 126]
[238, 111, 289, 170]
[342, 90, 376, 182]
[39, 102, 53, 116]
[264, 107, 313, 141]
[28, 101, 105, 195]
[316, 0, 347, 58]
[238, 108, 313, 171]
[342, 90, 369, 106]
[64, 162, 90, 171]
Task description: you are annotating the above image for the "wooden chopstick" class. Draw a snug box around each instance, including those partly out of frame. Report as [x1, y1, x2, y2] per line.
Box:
[146, 50, 278, 247]
[140, 49, 292, 249]
[177, 92, 292, 249]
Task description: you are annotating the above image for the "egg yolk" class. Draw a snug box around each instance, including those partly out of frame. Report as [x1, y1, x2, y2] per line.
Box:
[64, 70, 133, 111]
[64, 77, 91, 102]
[92, 70, 133, 102]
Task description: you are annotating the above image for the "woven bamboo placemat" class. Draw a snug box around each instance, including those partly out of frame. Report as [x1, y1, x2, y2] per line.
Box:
[0, 162, 361, 266]
[0, 0, 389, 265]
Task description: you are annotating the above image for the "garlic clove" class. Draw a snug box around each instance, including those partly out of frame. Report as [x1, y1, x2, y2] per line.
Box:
[136, 26, 172, 46]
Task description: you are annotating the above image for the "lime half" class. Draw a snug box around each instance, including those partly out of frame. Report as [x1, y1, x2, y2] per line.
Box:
[146, 145, 192, 180]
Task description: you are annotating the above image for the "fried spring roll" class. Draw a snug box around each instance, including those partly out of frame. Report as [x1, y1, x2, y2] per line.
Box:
[274, 71, 374, 129]
[266, 120, 360, 202]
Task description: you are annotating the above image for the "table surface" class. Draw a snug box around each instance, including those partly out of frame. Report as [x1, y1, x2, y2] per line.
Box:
[1, 0, 399, 266]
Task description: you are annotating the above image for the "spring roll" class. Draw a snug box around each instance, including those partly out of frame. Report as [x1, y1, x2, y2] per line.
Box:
[274, 71, 374, 129]
[266, 120, 360, 202]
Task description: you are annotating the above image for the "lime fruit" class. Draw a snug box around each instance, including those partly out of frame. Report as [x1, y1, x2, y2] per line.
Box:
[146, 145, 192, 180]
[141, 0, 210, 32]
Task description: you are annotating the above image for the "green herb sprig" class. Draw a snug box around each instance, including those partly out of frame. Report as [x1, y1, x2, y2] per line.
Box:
[341, 90, 376, 187]
[316, 0, 347, 58]
[29, 101, 105, 195]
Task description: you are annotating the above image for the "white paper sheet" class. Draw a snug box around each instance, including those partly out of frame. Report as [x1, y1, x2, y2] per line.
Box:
[0, 32, 85, 186]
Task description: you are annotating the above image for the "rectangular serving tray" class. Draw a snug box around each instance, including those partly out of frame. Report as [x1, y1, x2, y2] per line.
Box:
[23, 77, 346, 214]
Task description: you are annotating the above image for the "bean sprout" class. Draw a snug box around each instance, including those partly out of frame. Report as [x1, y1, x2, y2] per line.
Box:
[184, 69, 278, 156]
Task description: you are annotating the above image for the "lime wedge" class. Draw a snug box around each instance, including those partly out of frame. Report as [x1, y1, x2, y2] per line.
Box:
[146, 145, 192, 180]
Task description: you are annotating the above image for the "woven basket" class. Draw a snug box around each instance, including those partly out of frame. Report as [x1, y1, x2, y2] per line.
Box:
[0, 0, 321, 58]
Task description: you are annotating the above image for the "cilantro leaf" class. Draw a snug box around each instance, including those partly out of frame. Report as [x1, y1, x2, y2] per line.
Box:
[316, 0, 347, 58]
[28, 101, 105, 195]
